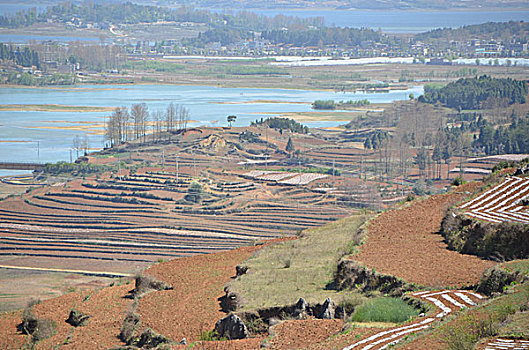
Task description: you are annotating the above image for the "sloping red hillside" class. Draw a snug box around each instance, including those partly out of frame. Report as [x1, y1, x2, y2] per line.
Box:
[353, 186, 495, 287]
[0, 240, 292, 349]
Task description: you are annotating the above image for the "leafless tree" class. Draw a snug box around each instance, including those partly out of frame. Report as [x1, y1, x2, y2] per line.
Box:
[151, 110, 164, 141]
[105, 107, 129, 146]
[72, 135, 81, 158]
[166, 102, 176, 132]
[131, 103, 149, 143]
[81, 135, 89, 155]
[178, 105, 190, 132]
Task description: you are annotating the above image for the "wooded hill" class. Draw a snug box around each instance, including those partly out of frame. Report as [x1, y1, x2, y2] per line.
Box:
[419, 75, 528, 110]
[416, 21, 529, 42]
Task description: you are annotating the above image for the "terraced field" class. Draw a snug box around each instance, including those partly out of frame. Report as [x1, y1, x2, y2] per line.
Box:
[482, 339, 529, 350]
[343, 290, 486, 350]
[3, 126, 422, 276]
[0, 170, 349, 271]
[0, 128, 364, 277]
[460, 176, 529, 224]
[0, 125, 434, 312]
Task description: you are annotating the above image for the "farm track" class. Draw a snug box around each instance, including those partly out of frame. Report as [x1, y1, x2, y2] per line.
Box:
[0, 264, 131, 277]
[460, 176, 529, 224]
[2, 234, 228, 250]
[343, 290, 486, 350]
[0, 240, 227, 255]
[0, 235, 241, 251]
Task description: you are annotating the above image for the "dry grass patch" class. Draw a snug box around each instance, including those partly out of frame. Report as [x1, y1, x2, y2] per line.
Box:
[228, 214, 367, 310]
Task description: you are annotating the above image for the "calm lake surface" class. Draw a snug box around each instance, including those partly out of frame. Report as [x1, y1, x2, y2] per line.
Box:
[0, 2, 46, 15]
[0, 84, 423, 169]
[239, 9, 529, 33]
[1, 2, 528, 35]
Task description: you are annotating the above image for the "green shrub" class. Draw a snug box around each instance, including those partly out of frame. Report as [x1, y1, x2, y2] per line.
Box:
[338, 294, 366, 316]
[119, 310, 140, 344]
[199, 330, 223, 341]
[452, 176, 466, 186]
[477, 267, 521, 296]
[132, 274, 173, 298]
[351, 297, 419, 323]
[43, 161, 109, 176]
[19, 305, 57, 342]
[66, 308, 90, 327]
[185, 181, 203, 203]
[312, 100, 336, 110]
[441, 213, 529, 261]
[445, 314, 498, 350]
[412, 181, 426, 196]
[136, 328, 171, 348]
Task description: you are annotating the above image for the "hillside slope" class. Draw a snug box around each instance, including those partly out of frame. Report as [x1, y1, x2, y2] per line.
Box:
[353, 184, 495, 287]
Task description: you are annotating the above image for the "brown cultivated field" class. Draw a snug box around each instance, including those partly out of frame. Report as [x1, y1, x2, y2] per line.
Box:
[0, 126, 416, 284]
[1, 122, 518, 349]
[353, 182, 495, 287]
[0, 124, 506, 310]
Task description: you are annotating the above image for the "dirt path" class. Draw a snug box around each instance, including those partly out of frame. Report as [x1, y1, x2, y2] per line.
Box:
[342, 290, 486, 350]
[0, 264, 131, 278]
[353, 190, 495, 287]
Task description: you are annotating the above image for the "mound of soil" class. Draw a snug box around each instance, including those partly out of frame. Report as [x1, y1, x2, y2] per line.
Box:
[353, 188, 495, 287]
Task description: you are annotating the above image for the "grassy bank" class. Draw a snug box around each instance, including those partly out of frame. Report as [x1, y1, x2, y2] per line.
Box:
[228, 211, 422, 327]
[228, 214, 367, 310]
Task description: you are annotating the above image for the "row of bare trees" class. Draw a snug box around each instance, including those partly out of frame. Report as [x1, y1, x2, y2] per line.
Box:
[105, 102, 190, 147]
[352, 101, 475, 184]
[72, 135, 90, 157]
[365, 128, 471, 183]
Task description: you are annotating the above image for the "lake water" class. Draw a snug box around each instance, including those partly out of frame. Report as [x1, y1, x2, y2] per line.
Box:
[1, 2, 528, 35]
[0, 84, 423, 167]
[250, 9, 529, 33]
[0, 2, 46, 15]
[0, 34, 101, 43]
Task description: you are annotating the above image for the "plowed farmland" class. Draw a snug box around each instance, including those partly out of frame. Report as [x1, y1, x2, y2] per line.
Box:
[1, 125, 520, 350]
[460, 176, 529, 224]
[0, 243, 274, 349]
[353, 183, 495, 287]
[1, 126, 400, 309]
[1, 125, 428, 284]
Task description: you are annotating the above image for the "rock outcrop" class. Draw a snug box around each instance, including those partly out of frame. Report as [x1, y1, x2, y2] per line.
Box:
[320, 297, 336, 319]
[215, 314, 249, 340]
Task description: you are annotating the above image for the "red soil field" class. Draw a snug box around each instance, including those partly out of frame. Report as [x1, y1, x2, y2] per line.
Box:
[137, 244, 266, 344]
[267, 319, 344, 349]
[353, 183, 495, 287]
[0, 283, 133, 349]
[0, 240, 290, 349]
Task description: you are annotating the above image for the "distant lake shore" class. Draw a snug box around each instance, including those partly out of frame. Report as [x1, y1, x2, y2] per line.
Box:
[162, 55, 529, 67]
[218, 8, 529, 33]
[0, 84, 423, 168]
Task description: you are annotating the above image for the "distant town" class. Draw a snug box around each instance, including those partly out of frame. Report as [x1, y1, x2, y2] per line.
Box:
[0, 2, 527, 85]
